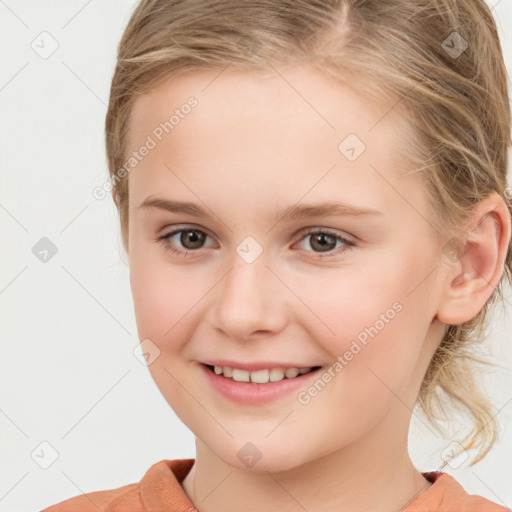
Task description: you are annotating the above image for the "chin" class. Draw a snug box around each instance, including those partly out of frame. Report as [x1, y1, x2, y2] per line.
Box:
[227, 456, 303, 474]
[210, 438, 313, 474]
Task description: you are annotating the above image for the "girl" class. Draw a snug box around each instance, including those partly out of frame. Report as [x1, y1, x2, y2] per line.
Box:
[43, 0, 511, 510]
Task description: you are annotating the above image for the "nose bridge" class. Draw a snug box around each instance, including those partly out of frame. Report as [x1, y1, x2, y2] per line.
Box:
[211, 239, 286, 337]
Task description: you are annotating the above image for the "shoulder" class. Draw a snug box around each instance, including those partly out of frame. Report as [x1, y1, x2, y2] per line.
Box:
[40, 459, 196, 512]
[40, 482, 140, 512]
[405, 471, 510, 512]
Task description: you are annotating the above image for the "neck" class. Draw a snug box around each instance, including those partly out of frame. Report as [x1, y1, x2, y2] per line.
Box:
[182, 414, 431, 512]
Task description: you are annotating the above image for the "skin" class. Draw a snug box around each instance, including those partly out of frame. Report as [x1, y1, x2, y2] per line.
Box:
[122, 63, 511, 512]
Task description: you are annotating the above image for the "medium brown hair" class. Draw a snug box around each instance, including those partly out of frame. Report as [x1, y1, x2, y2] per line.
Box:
[105, 0, 512, 464]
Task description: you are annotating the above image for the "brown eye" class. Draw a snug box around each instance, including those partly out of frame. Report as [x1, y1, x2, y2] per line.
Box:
[309, 232, 338, 252]
[178, 229, 206, 249]
[296, 229, 355, 256]
[158, 228, 214, 256]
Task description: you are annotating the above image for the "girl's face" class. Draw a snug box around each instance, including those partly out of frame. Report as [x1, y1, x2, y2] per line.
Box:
[127, 64, 449, 471]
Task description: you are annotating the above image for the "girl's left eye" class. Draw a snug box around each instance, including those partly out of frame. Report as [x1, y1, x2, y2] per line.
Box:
[157, 227, 355, 257]
[157, 228, 216, 257]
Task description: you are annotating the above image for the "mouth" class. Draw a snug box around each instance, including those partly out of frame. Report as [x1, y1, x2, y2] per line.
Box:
[199, 362, 326, 404]
[202, 363, 323, 384]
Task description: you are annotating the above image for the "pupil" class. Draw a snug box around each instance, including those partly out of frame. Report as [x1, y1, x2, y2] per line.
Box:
[182, 230, 204, 249]
[311, 233, 336, 252]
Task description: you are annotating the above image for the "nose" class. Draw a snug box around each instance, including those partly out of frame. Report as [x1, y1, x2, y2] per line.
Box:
[208, 247, 289, 341]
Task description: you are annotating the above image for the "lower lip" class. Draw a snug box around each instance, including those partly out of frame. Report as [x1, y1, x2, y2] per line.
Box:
[199, 363, 323, 405]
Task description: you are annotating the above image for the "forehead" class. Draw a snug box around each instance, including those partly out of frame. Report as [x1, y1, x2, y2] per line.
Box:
[129, 63, 409, 142]
[127, 64, 421, 212]
[130, 63, 413, 139]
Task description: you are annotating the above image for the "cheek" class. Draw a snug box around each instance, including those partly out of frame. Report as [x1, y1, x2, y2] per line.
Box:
[290, 252, 435, 391]
[129, 248, 202, 343]
[129, 253, 210, 409]
[289, 262, 411, 344]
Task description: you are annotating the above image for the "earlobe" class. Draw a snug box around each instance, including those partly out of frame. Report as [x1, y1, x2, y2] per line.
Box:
[436, 193, 511, 326]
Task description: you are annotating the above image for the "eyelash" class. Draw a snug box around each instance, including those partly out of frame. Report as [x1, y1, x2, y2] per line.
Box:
[156, 226, 355, 258]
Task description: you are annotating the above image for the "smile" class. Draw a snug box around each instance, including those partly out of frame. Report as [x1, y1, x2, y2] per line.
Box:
[206, 364, 321, 383]
[200, 362, 324, 404]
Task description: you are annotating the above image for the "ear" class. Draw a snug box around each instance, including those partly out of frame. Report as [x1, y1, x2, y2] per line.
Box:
[435, 192, 511, 325]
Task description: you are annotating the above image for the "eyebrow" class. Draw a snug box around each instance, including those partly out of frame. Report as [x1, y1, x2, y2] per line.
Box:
[138, 197, 383, 220]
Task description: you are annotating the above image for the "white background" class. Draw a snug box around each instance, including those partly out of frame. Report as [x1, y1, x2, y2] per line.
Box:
[0, 1, 511, 511]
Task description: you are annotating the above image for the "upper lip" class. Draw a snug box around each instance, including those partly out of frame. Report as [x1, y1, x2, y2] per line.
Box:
[200, 360, 323, 371]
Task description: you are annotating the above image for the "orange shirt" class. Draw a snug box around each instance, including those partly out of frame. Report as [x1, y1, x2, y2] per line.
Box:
[41, 458, 510, 512]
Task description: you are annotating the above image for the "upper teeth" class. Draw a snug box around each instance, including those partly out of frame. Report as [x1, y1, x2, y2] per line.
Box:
[213, 366, 313, 383]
